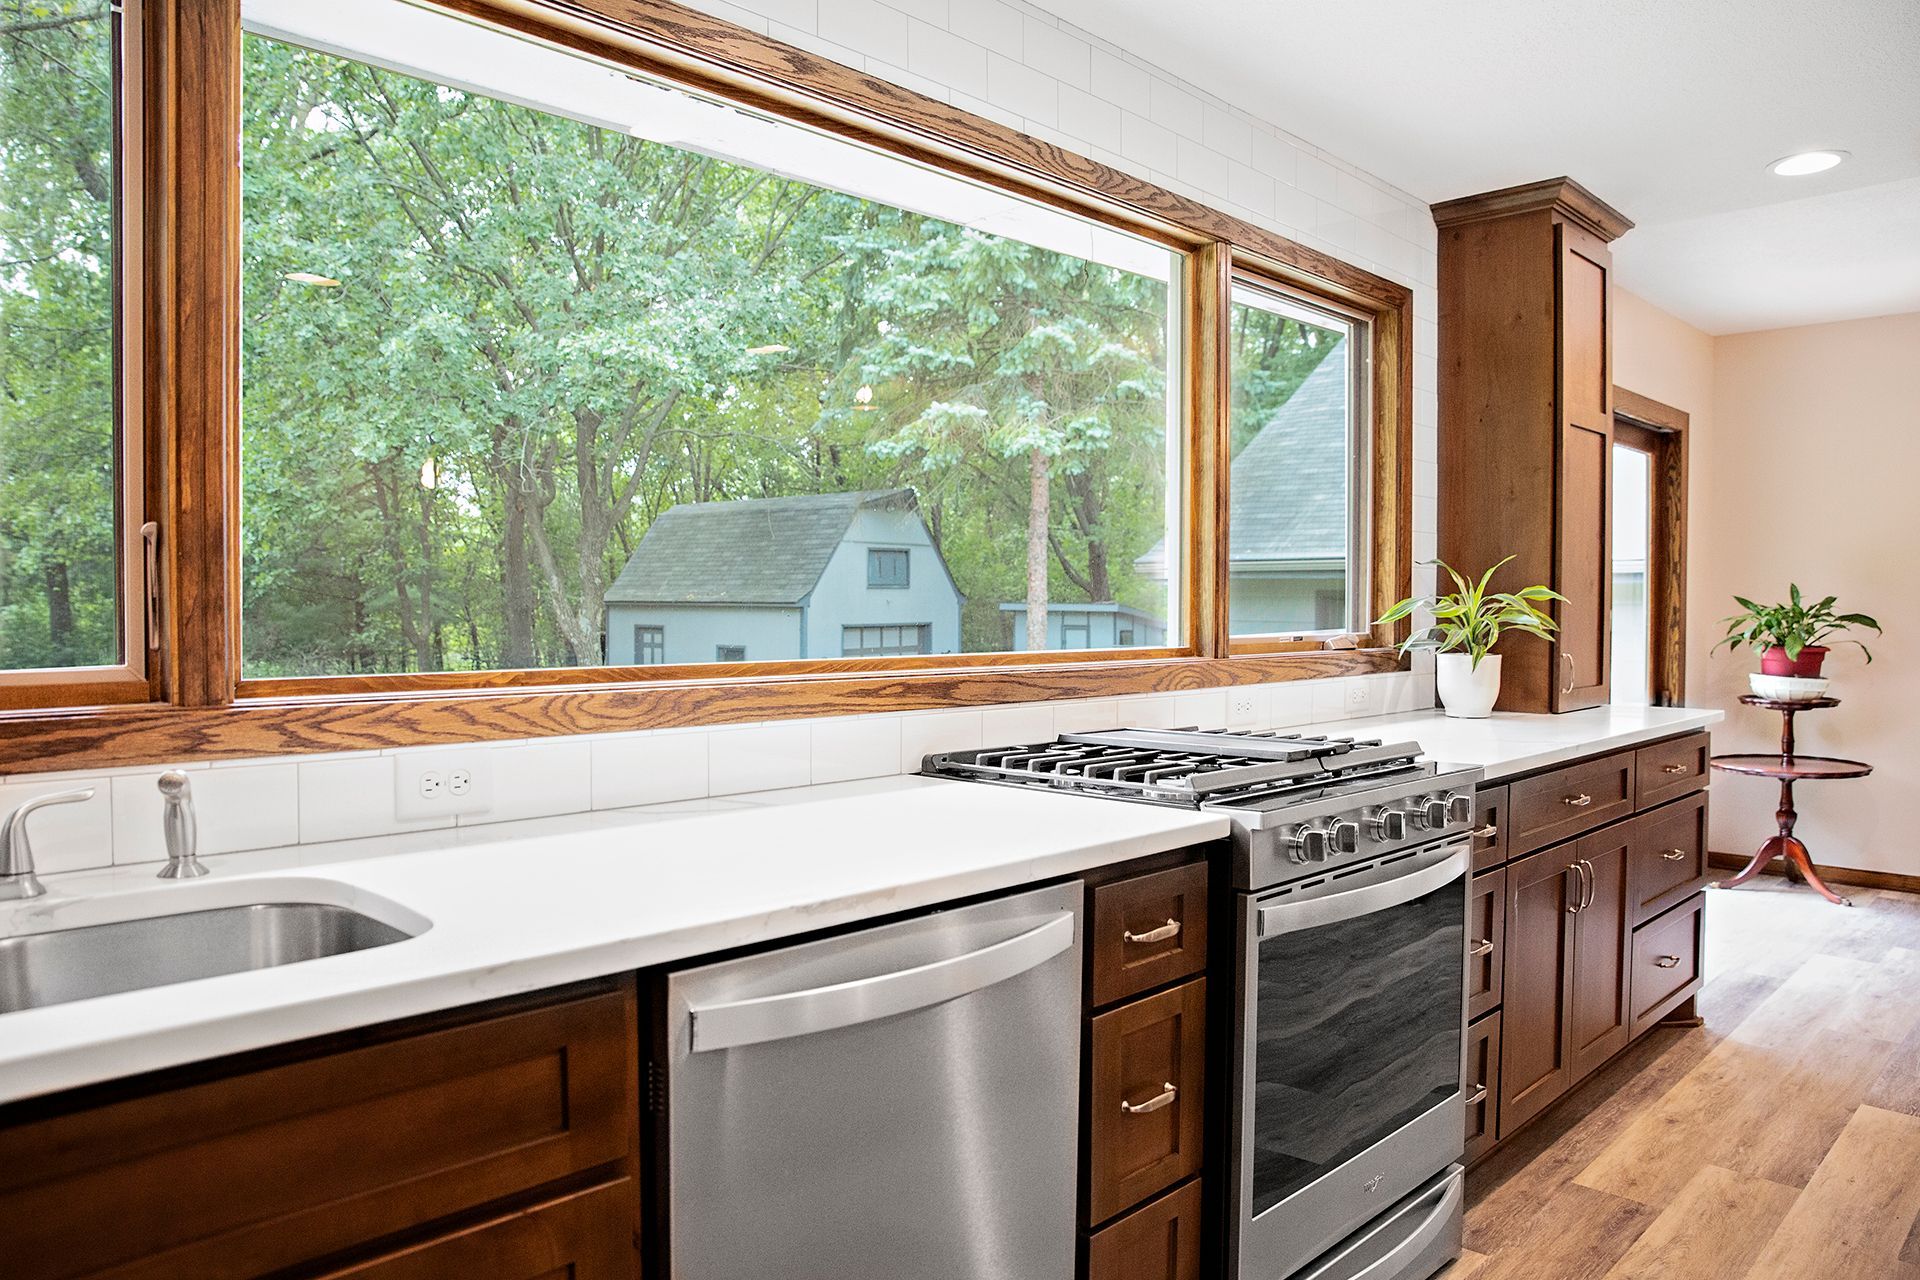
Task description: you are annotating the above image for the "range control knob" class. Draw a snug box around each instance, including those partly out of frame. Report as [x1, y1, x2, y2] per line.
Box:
[1370, 807, 1409, 841]
[1288, 824, 1330, 863]
[1420, 796, 1449, 829]
[1328, 819, 1360, 855]
[1447, 792, 1473, 823]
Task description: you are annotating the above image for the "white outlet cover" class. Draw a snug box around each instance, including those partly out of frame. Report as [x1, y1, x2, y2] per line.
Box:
[394, 750, 494, 821]
[1227, 689, 1260, 725]
[1345, 681, 1374, 713]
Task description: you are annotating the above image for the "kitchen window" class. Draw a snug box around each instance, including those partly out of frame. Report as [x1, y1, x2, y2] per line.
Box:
[0, 0, 149, 706]
[235, 0, 1181, 680]
[1225, 281, 1370, 642]
[867, 549, 910, 590]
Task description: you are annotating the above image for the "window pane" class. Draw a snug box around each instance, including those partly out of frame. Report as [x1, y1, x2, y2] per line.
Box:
[0, 3, 122, 671]
[238, 0, 1181, 677]
[1226, 286, 1361, 637]
[1611, 443, 1652, 705]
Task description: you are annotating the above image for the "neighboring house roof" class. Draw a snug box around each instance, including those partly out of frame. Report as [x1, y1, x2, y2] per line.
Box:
[1135, 338, 1350, 576]
[606, 488, 921, 606]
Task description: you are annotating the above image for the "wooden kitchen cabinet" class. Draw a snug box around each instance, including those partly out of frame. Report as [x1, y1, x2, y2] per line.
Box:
[0, 980, 642, 1280]
[308, 1179, 638, 1280]
[1463, 1012, 1502, 1166]
[1089, 861, 1209, 1008]
[1467, 867, 1506, 1021]
[1498, 843, 1580, 1131]
[1085, 1180, 1203, 1280]
[1434, 178, 1633, 713]
[1568, 826, 1632, 1080]
[1087, 977, 1207, 1226]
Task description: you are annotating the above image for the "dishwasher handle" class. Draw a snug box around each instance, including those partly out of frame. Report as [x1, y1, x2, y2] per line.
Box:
[689, 911, 1076, 1053]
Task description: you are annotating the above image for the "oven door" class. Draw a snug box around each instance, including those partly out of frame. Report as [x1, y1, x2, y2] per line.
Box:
[1232, 840, 1469, 1280]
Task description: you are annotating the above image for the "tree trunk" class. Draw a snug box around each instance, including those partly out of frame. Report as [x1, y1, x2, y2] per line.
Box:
[44, 561, 74, 662]
[500, 482, 536, 668]
[416, 484, 436, 673]
[1026, 447, 1050, 651]
[1086, 539, 1111, 602]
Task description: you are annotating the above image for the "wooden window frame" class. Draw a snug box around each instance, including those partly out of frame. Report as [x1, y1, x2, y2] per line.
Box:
[1612, 387, 1689, 706]
[0, 0, 1415, 774]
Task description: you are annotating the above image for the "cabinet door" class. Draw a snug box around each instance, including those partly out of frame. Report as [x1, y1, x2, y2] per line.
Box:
[1086, 1180, 1203, 1280]
[1471, 785, 1509, 873]
[1569, 828, 1632, 1080]
[1467, 868, 1506, 1022]
[1499, 847, 1579, 1132]
[1088, 978, 1206, 1225]
[1463, 1012, 1502, 1166]
[1553, 223, 1612, 712]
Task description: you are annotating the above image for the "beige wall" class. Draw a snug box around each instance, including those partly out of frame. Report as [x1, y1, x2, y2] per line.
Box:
[1617, 294, 1920, 875]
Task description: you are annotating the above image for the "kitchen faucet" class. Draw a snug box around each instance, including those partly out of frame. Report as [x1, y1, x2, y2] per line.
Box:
[156, 771, 209, 880]
[0, 788, 96, 901]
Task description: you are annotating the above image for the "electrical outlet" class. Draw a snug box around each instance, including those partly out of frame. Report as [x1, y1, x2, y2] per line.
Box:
[1227, 688, 1260, 725]
[394, 750, 493, 821]
[1345, 679, 1375, 716]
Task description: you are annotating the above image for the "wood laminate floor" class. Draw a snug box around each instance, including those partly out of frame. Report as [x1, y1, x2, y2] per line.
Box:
[1441, 878, 1920, 1280]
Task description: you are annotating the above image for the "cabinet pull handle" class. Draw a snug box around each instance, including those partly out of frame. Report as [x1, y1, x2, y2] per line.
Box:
[1565, 864, 1582, 913]
[1580, 859, 1596, 911]
[1120, 1083, 1177, 1115]
[1472, 823, 1498, 840]
[1123, 919, 1181, 945]
[1660, 848, 1688, 861]
[1662, 764, 1688, 775]
[1563, 793, 1593, 808]
[1654, 955, 1681, 969]
[1466, 1085, 1488, 1106]
[1468, 938, 1495, 957]
[1562, 652, 1577, 693]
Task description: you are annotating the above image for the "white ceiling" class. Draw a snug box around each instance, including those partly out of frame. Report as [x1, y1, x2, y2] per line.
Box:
[1029, 0, 1920, 335]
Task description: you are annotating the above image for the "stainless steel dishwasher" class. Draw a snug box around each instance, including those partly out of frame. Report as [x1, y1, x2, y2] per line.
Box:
[663, 880, 1082, 1279]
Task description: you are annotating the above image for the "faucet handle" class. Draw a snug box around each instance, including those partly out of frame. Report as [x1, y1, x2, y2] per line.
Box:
[0, 787, 96, 901]
[156, 770, 209, 880]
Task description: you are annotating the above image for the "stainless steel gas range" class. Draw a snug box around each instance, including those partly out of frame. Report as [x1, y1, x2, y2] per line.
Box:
[924, 727, 1483, 1280]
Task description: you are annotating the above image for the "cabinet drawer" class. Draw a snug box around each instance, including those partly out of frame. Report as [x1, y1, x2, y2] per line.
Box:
[0, 986, 636, 1280]
[1636, 733, 1710, 810]
[1088, 978, 1206, 1225]
[1467, 868, 1506, 1021]
[1464, 1011, 1502, 1166]
[1471, 785, 1510, 872]
[1630, 791, 1710, 925]
[1091, 862, 1209, 1007]
[310, 1178, 637, 1280]
[1509, 751, 1635, 854]
[1086, 1179, 1202, 1280]
[1631, 896, 1704, 1037]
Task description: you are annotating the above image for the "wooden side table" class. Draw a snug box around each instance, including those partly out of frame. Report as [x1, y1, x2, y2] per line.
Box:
[1711, 696, 1871, 907]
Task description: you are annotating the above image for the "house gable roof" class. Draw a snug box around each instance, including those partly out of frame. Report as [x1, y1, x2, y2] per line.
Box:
[605, 488, 920, 606]
[1227, 338, 1350, 564]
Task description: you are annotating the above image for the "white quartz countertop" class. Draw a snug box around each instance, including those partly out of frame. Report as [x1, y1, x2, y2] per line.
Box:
[0, 702, 1720, 1104]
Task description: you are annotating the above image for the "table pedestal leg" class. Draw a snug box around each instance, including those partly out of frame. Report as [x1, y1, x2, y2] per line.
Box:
[1712, 777, 1852, 906]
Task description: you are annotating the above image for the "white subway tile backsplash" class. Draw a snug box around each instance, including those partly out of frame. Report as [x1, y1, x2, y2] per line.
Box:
[710, 722, 812, 795]
[1058, 85, 1121, 152]
[1119, 111, 1177, 174]
[883, 0, 946, 25]
[767, 19, 864, 68]
[299, 756, 451, 845]
[980, 702, 1056, 745]
[1265, 683, 1315, 728]
[987, 52, 1056, 125]
[906, 20, 986, 97]
[1172, 690, 1228, 730]
[948, 0, 1021, 58]
[810, 715, 904, 784]
[1201, 104, 1253, 164]
[1310, 678, 1354, 723]
[746, 0, 817, 29]
[817, 0, 909, 65]
[898, 710, 983, 771]
[1146, 78, 1203, 140]
[1089, 47, 1149, 106]
[476, 739, 593, 825]
[1052, 699, 1119, 733]
[113, 764, 299, 863]
[1226, 160, 1276, 220]
[1116, 696, 1181, 729]
[1022, 19, 1089, 89]
[1175, 137, 1229, 194]
[593, 731, 707, 809]
[0, 775, 114, 874]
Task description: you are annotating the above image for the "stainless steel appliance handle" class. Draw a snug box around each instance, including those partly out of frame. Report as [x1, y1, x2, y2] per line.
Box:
[1343, 1172, 1466, 1280]
[1257, 844, 1468, 938]
[688, 911, 1075, 1052]
[1124, 919, 1181, 945]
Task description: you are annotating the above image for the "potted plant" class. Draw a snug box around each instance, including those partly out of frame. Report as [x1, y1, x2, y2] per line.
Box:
[1377, 557, 1564, 718]
[1715, 585, 1879, 681]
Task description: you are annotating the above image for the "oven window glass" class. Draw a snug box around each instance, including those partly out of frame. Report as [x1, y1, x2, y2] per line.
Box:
[1250, 875, 1463, 1216]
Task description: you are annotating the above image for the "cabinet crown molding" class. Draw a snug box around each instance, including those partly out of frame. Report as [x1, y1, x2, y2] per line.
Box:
[1430, 176, 1635, 243]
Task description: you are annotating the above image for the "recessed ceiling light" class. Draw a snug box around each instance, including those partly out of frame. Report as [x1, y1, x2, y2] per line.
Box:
[1769, 150, 1847, 177]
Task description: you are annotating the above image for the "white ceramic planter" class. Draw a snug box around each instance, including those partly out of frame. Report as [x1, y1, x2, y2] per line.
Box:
[1436, 653, 1501, 718]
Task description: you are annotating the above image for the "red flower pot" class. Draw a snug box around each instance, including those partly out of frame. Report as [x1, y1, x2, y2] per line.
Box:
[1761, 645, 1828, 677]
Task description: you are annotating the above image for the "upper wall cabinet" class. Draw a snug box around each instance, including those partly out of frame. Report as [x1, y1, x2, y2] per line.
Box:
[1433, 179, 1633, 713]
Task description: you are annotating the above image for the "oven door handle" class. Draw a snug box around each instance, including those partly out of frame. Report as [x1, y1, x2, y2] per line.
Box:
[1339, 1170, 1465, 1280]
[1257, 843, 1469, 938]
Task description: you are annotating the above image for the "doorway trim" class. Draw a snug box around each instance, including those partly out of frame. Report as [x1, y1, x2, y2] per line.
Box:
[1612, 387, 1689, 705]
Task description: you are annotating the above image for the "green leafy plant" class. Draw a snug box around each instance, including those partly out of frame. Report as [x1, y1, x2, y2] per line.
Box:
[1376, 557, 1565, 668]
[1714, 585, 1880, 663]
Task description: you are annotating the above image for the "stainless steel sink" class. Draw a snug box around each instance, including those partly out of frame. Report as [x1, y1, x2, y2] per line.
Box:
[0, 902, 416, 1014]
